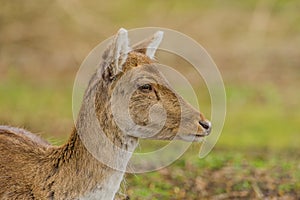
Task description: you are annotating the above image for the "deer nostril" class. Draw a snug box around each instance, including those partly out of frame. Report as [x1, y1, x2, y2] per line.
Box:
[199, 120, 210, 130]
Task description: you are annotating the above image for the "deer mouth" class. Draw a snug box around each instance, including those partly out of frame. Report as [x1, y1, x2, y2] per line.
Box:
[176, 133, 207, 142]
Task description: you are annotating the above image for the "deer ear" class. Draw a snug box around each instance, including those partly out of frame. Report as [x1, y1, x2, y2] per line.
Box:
[132, 31, 163, 59]
[101, 28, 131, 80]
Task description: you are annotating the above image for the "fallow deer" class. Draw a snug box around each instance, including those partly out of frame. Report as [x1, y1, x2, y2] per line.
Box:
[0, 28, 211, 200]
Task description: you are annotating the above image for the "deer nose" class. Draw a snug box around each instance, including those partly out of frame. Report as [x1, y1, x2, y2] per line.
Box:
[199, 113, 211, 133]
[199, 120, 211, 131]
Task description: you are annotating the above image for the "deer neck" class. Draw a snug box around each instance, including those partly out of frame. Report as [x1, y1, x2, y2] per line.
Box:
[56, 131, 134, 200]
[53, 80, 138, 200]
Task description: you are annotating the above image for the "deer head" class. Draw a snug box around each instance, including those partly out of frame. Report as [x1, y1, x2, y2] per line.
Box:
[87, 28, 211, 148]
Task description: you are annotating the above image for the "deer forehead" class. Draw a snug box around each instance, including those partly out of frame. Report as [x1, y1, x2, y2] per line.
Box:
[121, 64, 170, 87]
[123, 51, 154, 70]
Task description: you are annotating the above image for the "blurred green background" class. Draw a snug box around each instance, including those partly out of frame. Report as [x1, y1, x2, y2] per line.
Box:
[0, 0, 299, 199]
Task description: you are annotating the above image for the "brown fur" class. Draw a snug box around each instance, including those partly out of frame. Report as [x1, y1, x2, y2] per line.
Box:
[0, 127, 114, 199]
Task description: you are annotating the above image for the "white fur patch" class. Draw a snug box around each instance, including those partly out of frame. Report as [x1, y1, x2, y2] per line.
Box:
[79, 171, 125, 200]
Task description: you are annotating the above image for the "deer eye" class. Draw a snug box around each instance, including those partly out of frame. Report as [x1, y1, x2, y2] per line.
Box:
[139, 84, 152, 92]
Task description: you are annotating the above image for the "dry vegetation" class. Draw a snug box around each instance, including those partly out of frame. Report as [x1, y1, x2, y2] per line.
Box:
[118, 148, 300, 199]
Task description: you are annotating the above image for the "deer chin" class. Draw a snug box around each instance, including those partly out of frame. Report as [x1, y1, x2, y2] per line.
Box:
[175, 133, 207, 142]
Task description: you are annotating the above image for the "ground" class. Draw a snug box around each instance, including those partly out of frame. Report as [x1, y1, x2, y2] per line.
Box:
[117, 148, 300, 199]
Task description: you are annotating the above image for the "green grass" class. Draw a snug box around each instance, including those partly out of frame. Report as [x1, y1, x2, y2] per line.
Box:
[0, 71, 73, 138]
[119, 148, 300, 199]
[219, 84, 300, 149]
